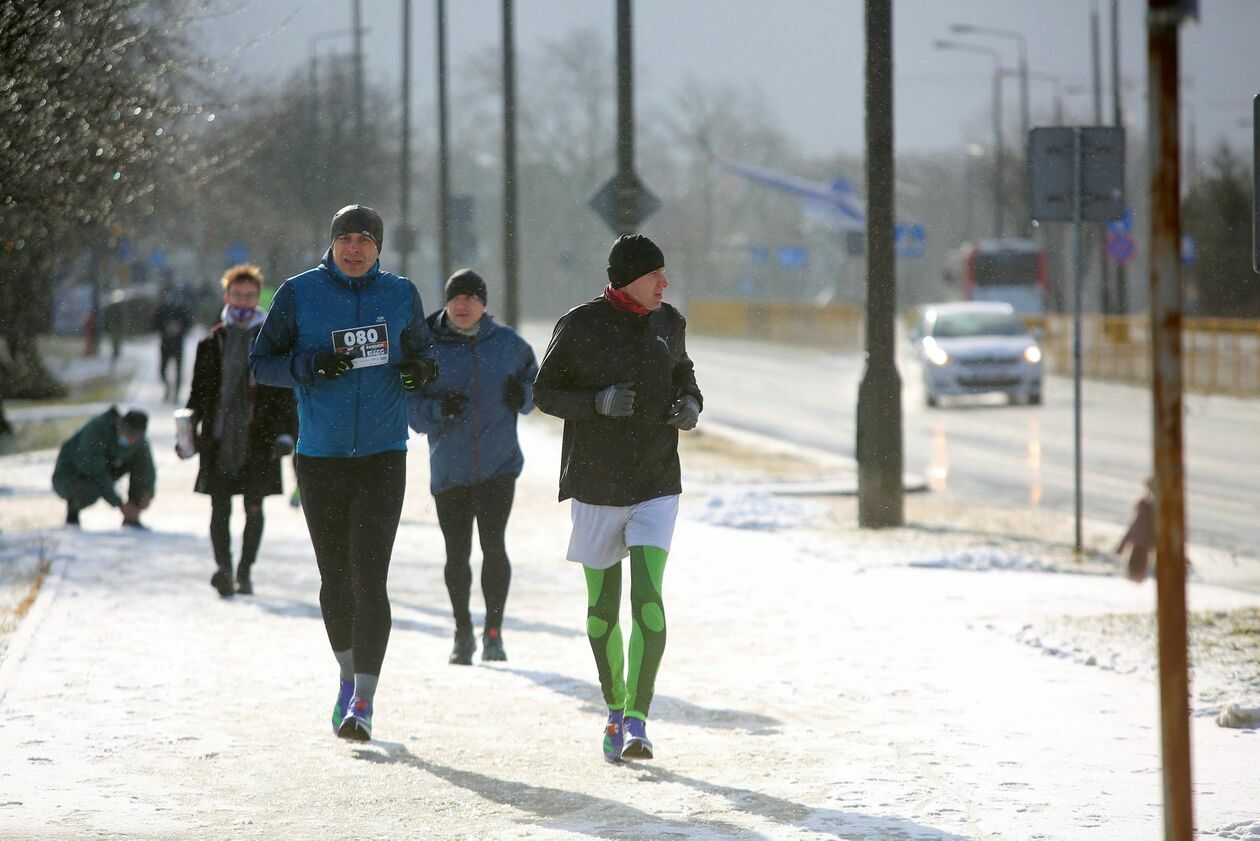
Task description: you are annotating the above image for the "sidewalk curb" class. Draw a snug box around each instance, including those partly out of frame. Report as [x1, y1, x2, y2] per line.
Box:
[0, 533, 71, 706]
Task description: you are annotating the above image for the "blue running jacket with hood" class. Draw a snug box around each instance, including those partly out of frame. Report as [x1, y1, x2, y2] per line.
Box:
[250, 249, 433, 458]
[407, 310, 538, 494]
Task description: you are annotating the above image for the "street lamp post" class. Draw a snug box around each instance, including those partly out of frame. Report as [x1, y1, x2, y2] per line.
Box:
[934, 40, 1005, 238]
[951, 22, 1029, 234]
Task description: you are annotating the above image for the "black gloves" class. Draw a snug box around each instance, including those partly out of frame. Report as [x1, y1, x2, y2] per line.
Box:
[441, 390, 469, 418]
[666, 395, 700, 430]
[595, 383, 636, 417]
[314, 351, 353, 379]
[397, 357, 439, 391]
[271, 436, 294, 459]
[504, 377, 526, 411]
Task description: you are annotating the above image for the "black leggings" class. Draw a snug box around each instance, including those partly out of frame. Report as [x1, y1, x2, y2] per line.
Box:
[210, 492, 264, 575]
[432, 474, 516, 633]
[295, 450, 406, 677]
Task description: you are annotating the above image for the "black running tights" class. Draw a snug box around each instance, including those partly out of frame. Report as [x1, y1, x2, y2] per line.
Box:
[295, 450, 406, 676]
[433, 474, 515, 633]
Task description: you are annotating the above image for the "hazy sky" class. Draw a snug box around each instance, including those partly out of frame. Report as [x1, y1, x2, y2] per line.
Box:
[198, 0, 1258, 161]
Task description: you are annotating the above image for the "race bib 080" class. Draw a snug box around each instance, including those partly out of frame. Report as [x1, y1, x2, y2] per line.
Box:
[331, 323, 390, 369]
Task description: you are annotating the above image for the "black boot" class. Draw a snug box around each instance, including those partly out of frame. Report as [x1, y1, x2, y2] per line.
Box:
[482, 626, 507, 662]
[235, 565, 253, 596]
[449, 628, 476, 665]
[210, 560, 235, 598]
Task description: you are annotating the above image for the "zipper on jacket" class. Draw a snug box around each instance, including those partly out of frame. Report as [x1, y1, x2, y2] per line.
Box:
[352, 285, 361, 456]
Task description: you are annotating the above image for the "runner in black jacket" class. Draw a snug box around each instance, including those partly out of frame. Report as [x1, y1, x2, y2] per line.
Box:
[534, 234, 702, 763]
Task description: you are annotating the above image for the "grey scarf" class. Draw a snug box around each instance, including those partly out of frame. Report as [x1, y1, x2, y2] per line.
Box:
[213, 325, 254, 477]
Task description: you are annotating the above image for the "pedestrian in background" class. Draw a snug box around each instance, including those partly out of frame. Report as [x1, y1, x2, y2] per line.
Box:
[251, 204, 438, 742]
[407, 269, 538, 665]
[153, 283, 194, 402]
[534, 234, 702, 762]
[52, 407, 155, 528]
[185, 264, 297, 598]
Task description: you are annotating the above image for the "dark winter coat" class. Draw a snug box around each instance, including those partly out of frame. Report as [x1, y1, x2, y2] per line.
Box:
[407, 311, 538, 495]
[533, 296, 702, 506]
[52, 407, 156, 508]
[187, 319, 298, 497]
[250, 249, 433, 458]
[153, 298, 194, 351]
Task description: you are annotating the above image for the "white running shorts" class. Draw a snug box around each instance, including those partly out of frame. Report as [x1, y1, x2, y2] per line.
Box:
[567, 495, 680, 570]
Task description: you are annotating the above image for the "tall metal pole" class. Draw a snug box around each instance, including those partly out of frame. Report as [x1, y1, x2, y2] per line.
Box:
[1111, 0, 1128, 312]
[993, 65, 1005, 237]
[501, 0, 520, 326]
[353, 0, 364, 146]
[399, 0, 413, 278]
[614, 0, 635, 235]
[1147, 2, 1193, 837]
[1016, 38, 1030, 235]
[856, 0, 903, 529]
[1071, 129, 1085, 552]
[1092, 1, 1111, 314]
[435, 0, 452, 279]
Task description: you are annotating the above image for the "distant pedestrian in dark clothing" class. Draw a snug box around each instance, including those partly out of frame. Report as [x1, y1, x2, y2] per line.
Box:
[153, 285, 194, 402]
[185, 264, 297, 598]
[407, 269, 538, 665]
[52, 407, 155, 528]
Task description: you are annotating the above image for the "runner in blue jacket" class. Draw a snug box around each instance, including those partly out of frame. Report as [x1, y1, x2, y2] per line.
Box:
[408, 269, 538, 665]
[250, 204, 438, 742]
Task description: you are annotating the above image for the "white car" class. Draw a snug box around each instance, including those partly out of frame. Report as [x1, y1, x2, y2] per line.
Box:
[912, 302, 1043, 407]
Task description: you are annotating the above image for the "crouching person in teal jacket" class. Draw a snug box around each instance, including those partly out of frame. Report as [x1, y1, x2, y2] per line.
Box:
[407, 269, 538, 665]
[52, 407, 155, 528]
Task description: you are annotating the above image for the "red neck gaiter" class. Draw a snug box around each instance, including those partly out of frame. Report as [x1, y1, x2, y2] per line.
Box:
[603, 284, 650, 315]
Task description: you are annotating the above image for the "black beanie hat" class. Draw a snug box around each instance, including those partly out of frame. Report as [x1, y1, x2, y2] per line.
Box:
[606, 234, 664, 289]
[330, 204, 384, 248]
[121, 410, 148, 436]
[445, 268, 487, 305]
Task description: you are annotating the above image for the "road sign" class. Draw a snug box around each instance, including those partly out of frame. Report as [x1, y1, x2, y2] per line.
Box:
[590, 171, 660, 233]
[1106, 206, 1133, 235]
[1028, 126, 1126, 223]
[1106, 230, 1135, 265]
[227, 241, 249, 265]
[778, 246, 807, 269]
[893, 223, 926, 257]
[1181, 235, 1196, 267]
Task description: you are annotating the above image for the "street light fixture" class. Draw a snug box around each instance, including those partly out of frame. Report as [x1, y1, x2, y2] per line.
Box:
[934, 38, 1006, 238]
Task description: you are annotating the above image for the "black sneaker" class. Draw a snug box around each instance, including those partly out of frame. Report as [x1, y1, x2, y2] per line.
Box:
[481, 627, 507, 662]
[235, 569, 253, 596]
[210, 569, 235, 598]
[449, 628, 476, 665]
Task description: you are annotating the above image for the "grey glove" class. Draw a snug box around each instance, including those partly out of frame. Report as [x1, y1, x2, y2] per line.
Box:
[595, 382, 636, 417]
[666, 395, 700, 430]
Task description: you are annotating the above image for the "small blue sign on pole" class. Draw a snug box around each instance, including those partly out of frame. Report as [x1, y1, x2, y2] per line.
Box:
[1105, 230, 1135, 265]
[227, 241, 250, 266]
[778, 246, 808, 269]
[893, 223, 926, 257]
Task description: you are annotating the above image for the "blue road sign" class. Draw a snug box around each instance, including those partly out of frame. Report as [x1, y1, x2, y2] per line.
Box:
[227, 241, 249, 265]
[778, 246, 808, 269]
[1106, 230, 1135, 265]
[148, 247, 167, 270]
[1107, 206, 1133, 235]
[894, 224, 926, 258]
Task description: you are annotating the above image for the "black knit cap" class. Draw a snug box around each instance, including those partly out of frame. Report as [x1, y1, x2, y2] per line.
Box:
[445, 268, 487, 304]
[606, 234, 664, 289]
[330, 204, 384, 248]
[120, 410, 148, 436]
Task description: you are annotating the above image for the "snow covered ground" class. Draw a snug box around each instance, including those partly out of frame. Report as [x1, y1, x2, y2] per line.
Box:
[0, 339, 1258, 840]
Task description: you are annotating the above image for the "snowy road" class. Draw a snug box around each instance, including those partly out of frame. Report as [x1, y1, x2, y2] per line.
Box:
[677, 333, 1260, 581]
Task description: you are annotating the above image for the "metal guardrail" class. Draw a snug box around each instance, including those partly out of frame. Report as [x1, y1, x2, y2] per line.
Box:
[688, 300, 1260, 397]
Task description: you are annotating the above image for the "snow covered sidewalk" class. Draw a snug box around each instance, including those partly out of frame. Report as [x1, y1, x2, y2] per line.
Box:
[1, 393, 1259, 838]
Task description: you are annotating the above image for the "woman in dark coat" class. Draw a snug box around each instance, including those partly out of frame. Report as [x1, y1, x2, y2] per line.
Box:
[186, 264, 297, 597]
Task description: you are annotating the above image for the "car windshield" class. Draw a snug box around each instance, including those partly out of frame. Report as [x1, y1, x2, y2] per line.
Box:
[931, 312, 1027, 338]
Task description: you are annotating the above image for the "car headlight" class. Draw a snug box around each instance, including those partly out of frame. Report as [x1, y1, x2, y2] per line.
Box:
[924, 340, 951, 366]
[1023, 345, 1042, 364]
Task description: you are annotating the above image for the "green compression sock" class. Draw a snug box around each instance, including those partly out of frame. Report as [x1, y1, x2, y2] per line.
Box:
[625, 545, 668, 720]
[583, 564, 626, 711]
